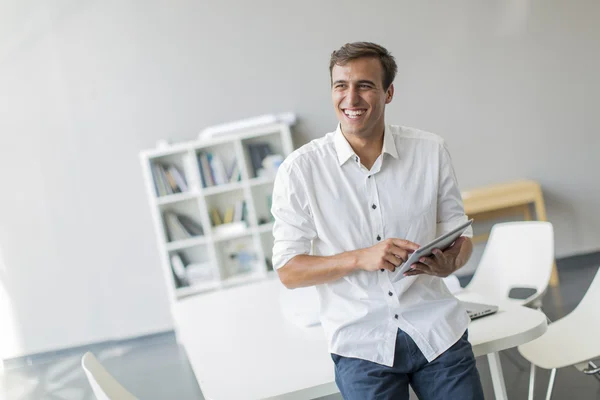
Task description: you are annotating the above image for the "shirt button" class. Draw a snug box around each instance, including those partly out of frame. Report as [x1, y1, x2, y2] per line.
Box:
[394, 314, 399, 319]
[355, 156, 358, 162]
[372, 204, 377, 209]
[388, 291, 393, 296]
[368, 175, 371, 179]
[380, 269, 384, 272]
[377, 235, 381, 241]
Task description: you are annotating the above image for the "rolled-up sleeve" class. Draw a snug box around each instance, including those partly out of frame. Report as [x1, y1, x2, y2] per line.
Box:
[271, 161, 317, 270]
[436, 143, 473, 238]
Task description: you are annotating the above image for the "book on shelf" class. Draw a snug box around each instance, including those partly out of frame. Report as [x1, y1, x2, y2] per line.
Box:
[210, 200, 246, 227]
[224, 239, 258, 276]
[223, 206, 235, 224]
[171, 254, 214, 288]
[177, 214, 204, 236]
[209, 153, 227, 185]
[227, 160, 241, 183]
[167, 165, 188, 191]
[185, 262, 213, 285]
[152, 162, 188, 196]
[170, 253, 189, 287]
[164, 212, 204, 241]
[197, 152, 214, 188]
[197, 151, 239, 188]
[210, 207, 223, 226]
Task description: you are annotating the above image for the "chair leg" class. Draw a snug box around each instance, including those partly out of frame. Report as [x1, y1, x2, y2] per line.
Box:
[545, 368, 557, 400]
[584, 361, 600, 382]
[529, 363, 536, 400]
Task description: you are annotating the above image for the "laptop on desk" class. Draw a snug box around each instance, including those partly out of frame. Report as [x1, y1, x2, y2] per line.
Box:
[461, 301, 499, 320]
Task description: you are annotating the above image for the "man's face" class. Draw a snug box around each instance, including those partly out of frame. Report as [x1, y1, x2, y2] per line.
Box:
[331, 57, 394, 139]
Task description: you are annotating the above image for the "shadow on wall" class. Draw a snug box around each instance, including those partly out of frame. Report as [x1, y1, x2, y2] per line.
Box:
[0, 245, 22, 364]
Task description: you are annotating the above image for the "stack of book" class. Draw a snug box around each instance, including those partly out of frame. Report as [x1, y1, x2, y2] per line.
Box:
[197, 152, 241, 187]
[152, 163, 188, 196]
[163, 212, 204, 242]
[170, 252, 213, 288]
[210, 200, 246, 227]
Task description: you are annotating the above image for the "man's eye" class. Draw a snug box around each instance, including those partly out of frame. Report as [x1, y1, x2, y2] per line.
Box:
[359, 84, 371, 89]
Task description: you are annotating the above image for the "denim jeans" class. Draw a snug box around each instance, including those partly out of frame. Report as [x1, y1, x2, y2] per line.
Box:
[331, 330, 484, 400]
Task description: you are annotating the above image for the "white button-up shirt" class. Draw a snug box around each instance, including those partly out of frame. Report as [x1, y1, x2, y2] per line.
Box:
[271, 124, 472, 367]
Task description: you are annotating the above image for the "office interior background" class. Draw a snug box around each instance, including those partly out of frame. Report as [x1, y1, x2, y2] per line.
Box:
[0, 1, 599, 399]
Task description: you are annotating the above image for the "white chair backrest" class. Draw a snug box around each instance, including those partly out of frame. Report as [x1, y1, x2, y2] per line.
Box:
[467, 221, 554, 303]
[81, 352, 138, 400]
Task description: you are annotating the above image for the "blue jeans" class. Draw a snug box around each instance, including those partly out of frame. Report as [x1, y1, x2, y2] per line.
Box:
[331, 330, 484, 400]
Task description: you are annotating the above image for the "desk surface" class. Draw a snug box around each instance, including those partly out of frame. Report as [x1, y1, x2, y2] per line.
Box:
[173, 279, 547, 400]
[461, 179, 541, 216]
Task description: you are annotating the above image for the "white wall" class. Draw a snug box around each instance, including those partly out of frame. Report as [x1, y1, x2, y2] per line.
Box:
[0, 0, 599, 357]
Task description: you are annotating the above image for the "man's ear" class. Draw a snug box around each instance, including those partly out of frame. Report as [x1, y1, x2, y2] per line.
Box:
[385, 84, 394, 104]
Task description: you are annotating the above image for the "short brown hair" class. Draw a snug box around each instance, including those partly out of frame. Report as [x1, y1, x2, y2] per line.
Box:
[329, 42, 397, 90]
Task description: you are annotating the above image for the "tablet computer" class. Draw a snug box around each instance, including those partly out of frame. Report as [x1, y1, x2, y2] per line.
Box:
[398, 219, 474, 276]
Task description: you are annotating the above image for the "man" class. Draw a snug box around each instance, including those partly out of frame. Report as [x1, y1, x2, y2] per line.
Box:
[271, 42, 484, 400]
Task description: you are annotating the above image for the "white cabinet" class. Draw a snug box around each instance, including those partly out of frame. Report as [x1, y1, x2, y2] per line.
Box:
[140, 123, 293, 301]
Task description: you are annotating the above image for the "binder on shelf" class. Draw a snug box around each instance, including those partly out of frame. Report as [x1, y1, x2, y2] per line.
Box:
[247, 143, 273, 177]
[177, 214, 204, 236]
[170, 253, 189, 287]
[164, 212, 204, 241]
[223, 206, 235, 224]
[210, 208, 223, 226]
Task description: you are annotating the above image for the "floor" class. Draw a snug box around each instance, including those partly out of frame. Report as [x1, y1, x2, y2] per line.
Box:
[1, 258, 599, 400]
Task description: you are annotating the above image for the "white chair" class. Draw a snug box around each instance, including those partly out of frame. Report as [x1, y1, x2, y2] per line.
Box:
[518, 267, 600, 400]
[463, 221, 554, 308]
[81, 352, 138, 400]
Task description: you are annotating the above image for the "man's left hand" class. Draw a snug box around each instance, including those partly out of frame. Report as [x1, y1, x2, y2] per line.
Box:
[403, 236, 469, 278]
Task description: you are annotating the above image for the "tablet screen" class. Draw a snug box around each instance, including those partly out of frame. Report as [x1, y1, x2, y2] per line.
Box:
[397, 219, 473, 276]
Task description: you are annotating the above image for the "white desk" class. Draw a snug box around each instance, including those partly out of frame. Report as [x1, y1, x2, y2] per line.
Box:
[173, 279, 547, 400]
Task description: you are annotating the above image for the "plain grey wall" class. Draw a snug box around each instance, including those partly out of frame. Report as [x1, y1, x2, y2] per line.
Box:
[1, 0, 599, 356]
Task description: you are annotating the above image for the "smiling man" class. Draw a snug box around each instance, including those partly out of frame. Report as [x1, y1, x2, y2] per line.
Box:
[271, 42, 484, 400]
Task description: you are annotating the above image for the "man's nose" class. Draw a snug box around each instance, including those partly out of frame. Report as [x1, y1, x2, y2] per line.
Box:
[347, 87, 360, 106]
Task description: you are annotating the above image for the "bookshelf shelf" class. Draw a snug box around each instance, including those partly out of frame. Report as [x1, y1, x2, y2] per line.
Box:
[155, 191, 201, 205]
[140, 122, 293, 302]
[248, 176, 275, 187]
[212, 227, 253, 243]
[202, 180, 244, 196]
[176, 281, 220, 299]
[165, 236, 208, 251]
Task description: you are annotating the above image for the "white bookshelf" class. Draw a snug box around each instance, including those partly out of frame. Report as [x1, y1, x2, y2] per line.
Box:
[140, 123, 293, 301]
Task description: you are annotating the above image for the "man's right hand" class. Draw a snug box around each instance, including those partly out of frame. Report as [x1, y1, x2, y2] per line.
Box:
[354, 239, 420, 272]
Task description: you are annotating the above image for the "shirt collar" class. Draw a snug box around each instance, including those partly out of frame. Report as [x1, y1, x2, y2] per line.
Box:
[334, 124, 399, 166]
[382, 125, 399, 160]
